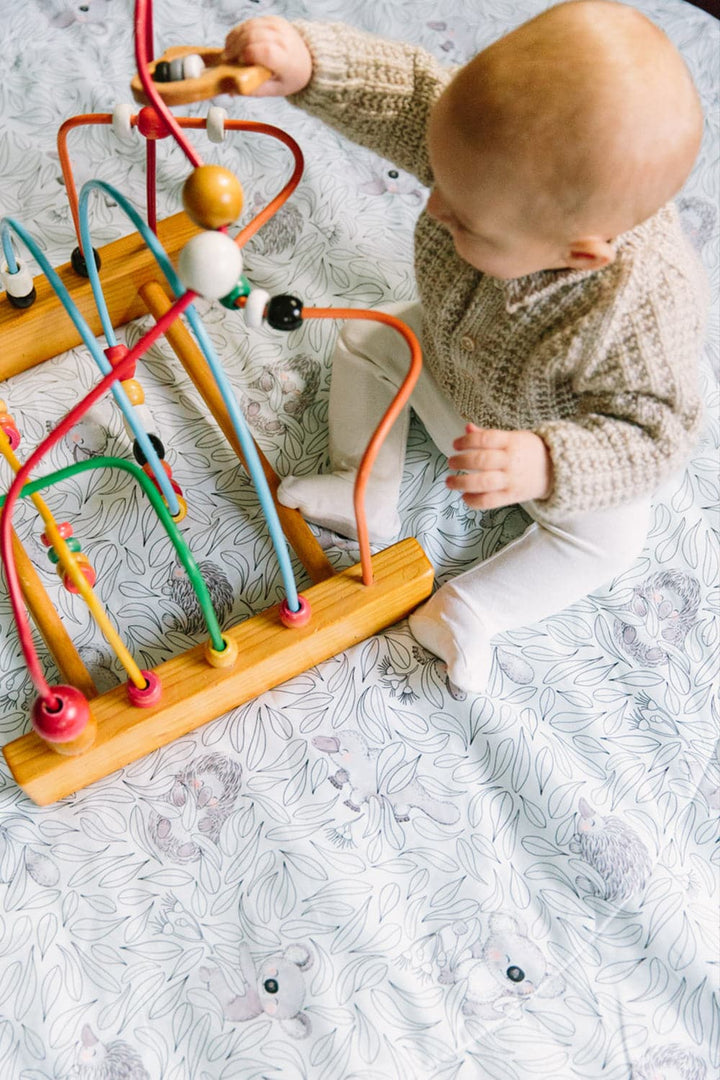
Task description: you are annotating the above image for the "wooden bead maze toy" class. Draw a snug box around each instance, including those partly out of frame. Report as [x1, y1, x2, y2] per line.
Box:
[0, 0, 433, 805]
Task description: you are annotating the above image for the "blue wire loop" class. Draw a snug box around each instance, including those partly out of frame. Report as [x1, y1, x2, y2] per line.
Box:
[0, 214, 180, 516]
[2, 179, 302, 614]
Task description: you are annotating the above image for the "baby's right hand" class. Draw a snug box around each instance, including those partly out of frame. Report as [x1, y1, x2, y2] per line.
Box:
[222, 16, 312, 97]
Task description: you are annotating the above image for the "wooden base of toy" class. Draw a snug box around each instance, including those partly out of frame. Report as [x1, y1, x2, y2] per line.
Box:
[3, 539, 433, 804]
[0, 213, 434, 805]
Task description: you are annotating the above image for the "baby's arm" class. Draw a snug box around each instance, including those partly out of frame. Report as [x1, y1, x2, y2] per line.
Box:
[224, 16, 452, 185]
[223, 16, 312, 97]
[447, 425, 553, 509]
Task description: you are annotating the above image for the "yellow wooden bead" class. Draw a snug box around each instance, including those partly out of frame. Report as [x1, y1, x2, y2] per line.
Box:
[182, 165, 244, 229]
[121, 378, 145, 405]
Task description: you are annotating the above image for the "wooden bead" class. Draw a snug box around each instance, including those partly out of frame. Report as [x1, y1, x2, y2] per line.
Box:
[183, 54, 205, 80]
[182, 165, 244, 229]
[177, 232, 243, 299]
[32, 686, 96, 754]
[111, 103, 136, 144]
[121, 378, 145, 405]
[206, 106, 227, 144]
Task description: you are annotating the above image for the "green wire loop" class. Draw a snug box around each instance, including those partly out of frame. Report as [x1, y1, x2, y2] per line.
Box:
[0, 455, 226, 652]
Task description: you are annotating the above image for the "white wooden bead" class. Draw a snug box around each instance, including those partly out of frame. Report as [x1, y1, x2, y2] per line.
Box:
[111, 103, 136, 144]
[177, 232, 244, 300]
[183, 54, 205, 80]
[206, 106, 227, 144]
[244, 287, 270, 328]
[122, 405, 153, 443]
[169, 57, 184, 82]
[1, 262, 34, 297]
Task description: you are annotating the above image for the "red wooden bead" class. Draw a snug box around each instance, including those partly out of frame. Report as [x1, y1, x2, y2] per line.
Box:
[137, 106, 172, 140]
[143, 460, 172, 478]
[32, 685, 92, 743]
[0, 416, 21, 450]
[279, 595, 312, 628]
[127, 670, 163, 707]
[41, 522, 73, 547]
[62, 555, 96, 593]
[105, 343, 135, 379]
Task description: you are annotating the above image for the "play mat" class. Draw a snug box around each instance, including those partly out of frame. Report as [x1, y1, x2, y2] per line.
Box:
[0, 1, 717, 1077]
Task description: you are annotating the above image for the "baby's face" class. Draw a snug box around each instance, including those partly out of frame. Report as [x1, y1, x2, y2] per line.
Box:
[426, 105, 567, 280]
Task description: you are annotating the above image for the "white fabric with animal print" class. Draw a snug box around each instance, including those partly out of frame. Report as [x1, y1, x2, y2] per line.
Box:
[0, 2, 717, 1079]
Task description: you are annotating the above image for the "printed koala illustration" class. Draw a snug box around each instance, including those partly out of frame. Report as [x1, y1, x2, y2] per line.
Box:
[161, 560, 234, 636]
[569, 797, 652, 902]
[632, 1043, 708, 1080]
[200, 943, 313, 1039]
[149, 753, 243, 862]
[313, 730, 460, 825]
[357, 162, 424, 204]
[51, 1, 112, 30]
[436, 913, 565, 1020]
[68, 1025, 149, 1080]
[614, 570, 700, 666]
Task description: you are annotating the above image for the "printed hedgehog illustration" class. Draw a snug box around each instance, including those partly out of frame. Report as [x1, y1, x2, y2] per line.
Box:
[613, 570, 700, 666]
[241, 353, 321, 435]
[632, 1043, 708, 1080]
[161, 559, 234, 636]
[149, 752, 243, 862]
[312, 729, 460, 825]
[68, 1025, 149, 1080]
[569, 798, 652, 902]
[247, 190, 304, 254]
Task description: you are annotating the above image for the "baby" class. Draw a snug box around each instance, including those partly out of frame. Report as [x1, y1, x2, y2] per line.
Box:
[224, 2, 707, 692]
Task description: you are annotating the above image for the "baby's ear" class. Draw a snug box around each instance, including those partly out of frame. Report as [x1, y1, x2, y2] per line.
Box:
[564, 237, 616, 271]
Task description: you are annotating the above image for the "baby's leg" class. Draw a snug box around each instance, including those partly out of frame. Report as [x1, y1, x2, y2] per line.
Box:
[278, 303, 462, 544]
[409, 497, 652, 692]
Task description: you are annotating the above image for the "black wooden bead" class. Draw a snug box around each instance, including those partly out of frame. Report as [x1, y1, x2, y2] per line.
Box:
[153, 61, 172, 83]
[7, 286, 36, 310]
[132, 433, 165, 466]
[70, 246, 101, 278]
[266, 294, 303, 331]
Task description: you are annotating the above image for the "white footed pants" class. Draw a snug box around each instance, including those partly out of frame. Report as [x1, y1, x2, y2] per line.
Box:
[277, 303, 651, 691]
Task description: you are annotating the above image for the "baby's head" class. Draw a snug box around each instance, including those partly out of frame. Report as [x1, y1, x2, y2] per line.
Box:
[427, 1, 703, 279]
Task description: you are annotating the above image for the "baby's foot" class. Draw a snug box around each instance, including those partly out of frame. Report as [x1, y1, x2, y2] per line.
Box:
[277, 471, 400, 545]
[409, 586, 493, 693]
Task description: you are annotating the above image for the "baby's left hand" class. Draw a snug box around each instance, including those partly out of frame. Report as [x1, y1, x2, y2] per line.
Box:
[446, 424, 553, 510]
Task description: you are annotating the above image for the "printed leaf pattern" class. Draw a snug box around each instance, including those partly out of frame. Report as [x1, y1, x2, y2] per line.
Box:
[0, 1, 717, 1078]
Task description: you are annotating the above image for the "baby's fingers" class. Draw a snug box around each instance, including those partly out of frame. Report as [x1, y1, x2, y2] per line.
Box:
[447, 470, 507, 494]
[447, 448, 507, 473]
[452, 426, 509, 453]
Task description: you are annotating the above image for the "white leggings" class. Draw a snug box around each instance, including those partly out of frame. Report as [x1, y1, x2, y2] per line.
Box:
[341, 300, 651, 613]
[280, 302, 651, 688]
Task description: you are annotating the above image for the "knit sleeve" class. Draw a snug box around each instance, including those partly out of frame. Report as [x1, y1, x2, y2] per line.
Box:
[288, 21, 453, 186]
[533, 237, 706, 514]
[535, 394, 702, 514]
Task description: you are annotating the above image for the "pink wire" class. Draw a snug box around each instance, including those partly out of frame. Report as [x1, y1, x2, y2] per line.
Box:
[134, 0, 203, 169]
[0, 292, 195, 702]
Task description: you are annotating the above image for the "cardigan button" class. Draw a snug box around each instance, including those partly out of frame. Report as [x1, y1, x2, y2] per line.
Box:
[460, 335, 475, 352]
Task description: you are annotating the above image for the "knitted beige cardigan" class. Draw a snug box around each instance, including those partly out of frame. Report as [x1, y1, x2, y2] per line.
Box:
[290, 21, 706, 514]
